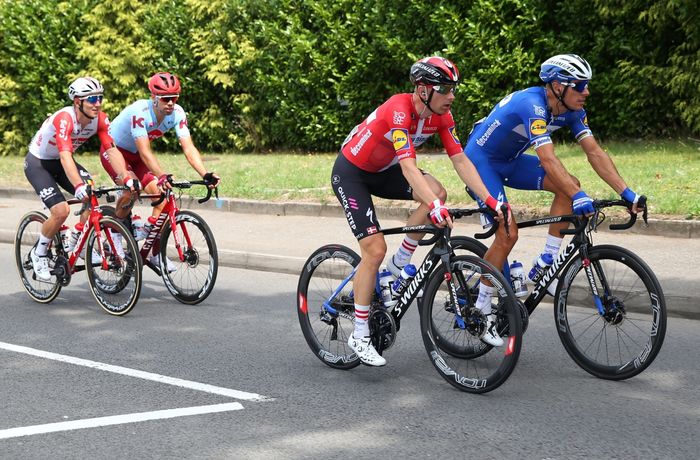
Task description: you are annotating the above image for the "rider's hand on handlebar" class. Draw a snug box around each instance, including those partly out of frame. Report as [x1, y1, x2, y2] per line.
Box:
[429, 199, 453, 228]
[203, 171, 220, 188]
[157, 173, 173, 192]
[620, 187, 642, 214]
[572, 190, 595, 216]
[73, 182, 88, 201]
[485, 195, 511, 223]
[124, 177, 141, 193]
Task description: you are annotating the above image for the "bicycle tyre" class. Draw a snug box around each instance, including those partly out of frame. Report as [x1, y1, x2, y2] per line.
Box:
[297, 244, 362, 370]
[420, 254, 522, 393]
[15, 211, 62, 303]
[158, 210, 218, 304]
[450, 235, 488, 258]
[85, 217, 143, 316]
[555, 245, 667, 380]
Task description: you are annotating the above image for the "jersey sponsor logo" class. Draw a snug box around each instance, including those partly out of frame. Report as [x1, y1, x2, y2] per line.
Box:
[533, 105, 546, 117]
[367, 226, 378, 235]
[148, 130, 164, 141]
[498, 92, 514, 107]
[366, 207, 374, 224]
[582, 115, 589, 127]
[132, 116, 145, 128]
[337, 186, 356, 230]
[350, 128, 372, 156]
[38, 187, 56, 200]
[412, 135, 429, 146]
[392, 128, 409, 151]
[332, 174, 340, 185]
[449, 126, 460, 144]
[57, 119, 69, 141]
[529, 119, 547, 136]
[533, 136, 552, 149]
[179, 119, 188, 129]
[393, 111, 406, 124]
[476, 119, 501, 146]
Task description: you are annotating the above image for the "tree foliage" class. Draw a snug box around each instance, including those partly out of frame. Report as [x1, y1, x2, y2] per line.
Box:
[0, 0, 697, 156]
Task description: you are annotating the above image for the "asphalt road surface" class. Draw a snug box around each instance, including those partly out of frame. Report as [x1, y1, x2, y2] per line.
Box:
[1, 244, 698, 459]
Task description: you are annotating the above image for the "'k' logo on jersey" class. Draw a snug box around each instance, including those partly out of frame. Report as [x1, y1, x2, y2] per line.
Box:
[132, 116, 145, 129]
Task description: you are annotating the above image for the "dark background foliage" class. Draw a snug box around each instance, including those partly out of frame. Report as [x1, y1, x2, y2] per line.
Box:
[1, 0, 697, 155]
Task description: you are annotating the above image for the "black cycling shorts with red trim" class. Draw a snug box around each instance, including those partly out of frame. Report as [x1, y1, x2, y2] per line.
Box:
[331, 154, 424, 240]
[24, 153, 92, 209]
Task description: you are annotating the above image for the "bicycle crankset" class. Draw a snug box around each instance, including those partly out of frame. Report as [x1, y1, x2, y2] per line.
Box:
[369, 309, 397, 354]
[50, 255, 71, 287]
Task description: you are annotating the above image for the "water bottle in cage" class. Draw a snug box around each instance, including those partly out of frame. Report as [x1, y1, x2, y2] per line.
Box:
[390, 264, 417, 297]
[378, 268, 397, 308]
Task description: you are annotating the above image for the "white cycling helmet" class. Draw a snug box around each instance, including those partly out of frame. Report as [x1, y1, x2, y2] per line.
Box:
[539, 54, 592, 82]
[67, 76, 104, 100]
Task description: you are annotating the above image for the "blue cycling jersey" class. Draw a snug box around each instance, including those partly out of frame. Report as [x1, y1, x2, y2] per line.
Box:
[108, 99, 191, 154]
[465, 86, 592, 160]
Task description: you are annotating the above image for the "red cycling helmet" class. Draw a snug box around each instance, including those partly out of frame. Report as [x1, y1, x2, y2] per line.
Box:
[148, 72, 181, 95]
[410, 57, 460, 86]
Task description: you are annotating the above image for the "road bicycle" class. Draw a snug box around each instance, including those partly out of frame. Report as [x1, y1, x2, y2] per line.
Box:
[102, 179, 218, 305]
[15, 184, 142, 316]
[450, 197, 667, 380]
[297, 207, 523, 394]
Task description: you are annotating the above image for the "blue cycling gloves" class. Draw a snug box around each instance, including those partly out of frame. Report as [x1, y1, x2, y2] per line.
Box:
[572, 190, 595, 215]
[620, 187, 640, 204]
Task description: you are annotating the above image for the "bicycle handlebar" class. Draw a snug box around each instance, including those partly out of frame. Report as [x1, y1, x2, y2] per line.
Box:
[418, 207, 499, 246]
[559, 195, 648, 235]
[68, 184, 130, 215]
[148, 180, 219, 207]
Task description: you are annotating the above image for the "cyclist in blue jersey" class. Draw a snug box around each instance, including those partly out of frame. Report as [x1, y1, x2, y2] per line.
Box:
[101, 72, 220, 271]
[464, 54, 643, 343]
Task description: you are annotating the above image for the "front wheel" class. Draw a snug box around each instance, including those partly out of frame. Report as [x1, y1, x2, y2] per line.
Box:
[15, 211, 62, 303]
[85, 217, 143, 316]
[420, 255, 522, 393]
[297, 244, 362, 370]
[555, 245, 667, 380]
[158, 210, 218, 304]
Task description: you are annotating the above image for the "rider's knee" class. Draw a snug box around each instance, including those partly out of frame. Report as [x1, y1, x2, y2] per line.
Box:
[50, 202, 70, 221]
[360, 237, 387, 267]
[493, 226, 518, 251]
[436, 186, 447, 203]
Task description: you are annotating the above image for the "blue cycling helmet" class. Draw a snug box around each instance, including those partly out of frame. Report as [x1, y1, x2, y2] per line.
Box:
[539, 54, 592, 82]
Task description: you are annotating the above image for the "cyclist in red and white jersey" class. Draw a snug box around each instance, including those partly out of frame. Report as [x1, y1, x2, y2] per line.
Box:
[101, 72, 220, 271]
[332, 57, 508, 365]
[24, 77, 136, 281]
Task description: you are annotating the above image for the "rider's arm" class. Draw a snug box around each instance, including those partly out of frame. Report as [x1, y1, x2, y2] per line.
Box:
[579, 136, 628, 194]
[535, 143, 581, 197]
[58, 150, 84, 187]
[449, 154, 492, 203]
[134, 136, 167, 178]
[179, 136, 207, 177]
[105, 147, 132, 184]
[398, 157, 441, 205]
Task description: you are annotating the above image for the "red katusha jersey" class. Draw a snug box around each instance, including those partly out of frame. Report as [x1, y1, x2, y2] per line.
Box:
[28, 107, 113, 160]
[340, 93, 462, 172]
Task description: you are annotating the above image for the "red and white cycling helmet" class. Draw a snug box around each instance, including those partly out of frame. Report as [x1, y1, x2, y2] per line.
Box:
[67, 76, 104, 100]
[410, 56, 460, 86]
[148, 72, 181, 96]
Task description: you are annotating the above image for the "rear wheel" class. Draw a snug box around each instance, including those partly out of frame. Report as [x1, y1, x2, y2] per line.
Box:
[158, 210, 218, 304]
[420, 255, 522, 393]
[15, 211, 62, 303]
[297, 244, 361, 370]
[85, 217, 142, 316]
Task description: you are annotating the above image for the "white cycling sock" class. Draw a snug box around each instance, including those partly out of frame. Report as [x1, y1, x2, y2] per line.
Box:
[393, 236, 419, 267]
[543, 235, 563, 258]
[36, 233, 52, 257]
[353, 304, 370, 338]
[475, 284, 495, 314]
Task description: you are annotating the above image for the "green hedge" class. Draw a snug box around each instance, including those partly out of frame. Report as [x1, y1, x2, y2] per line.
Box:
[1, 0, 698, 156]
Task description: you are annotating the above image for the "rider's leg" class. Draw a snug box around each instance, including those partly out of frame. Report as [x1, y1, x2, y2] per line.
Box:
[539, 173, 580, 256]
[388, 174, 446, 276]
[37, 202, 70, 256]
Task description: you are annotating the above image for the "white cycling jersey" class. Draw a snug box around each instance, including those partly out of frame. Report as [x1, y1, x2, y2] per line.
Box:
[28, 107, 112, 160]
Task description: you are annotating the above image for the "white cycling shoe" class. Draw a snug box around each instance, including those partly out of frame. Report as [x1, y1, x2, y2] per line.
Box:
[30, 247, 52, 281]
[148, 254, 177, 273]
[348, 334, 386, 366]
[481, 314, 504, 347]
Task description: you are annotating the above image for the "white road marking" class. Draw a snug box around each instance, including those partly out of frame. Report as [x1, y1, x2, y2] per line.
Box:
[0, 341, 272, 402]
[0, 403, 244, 440]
